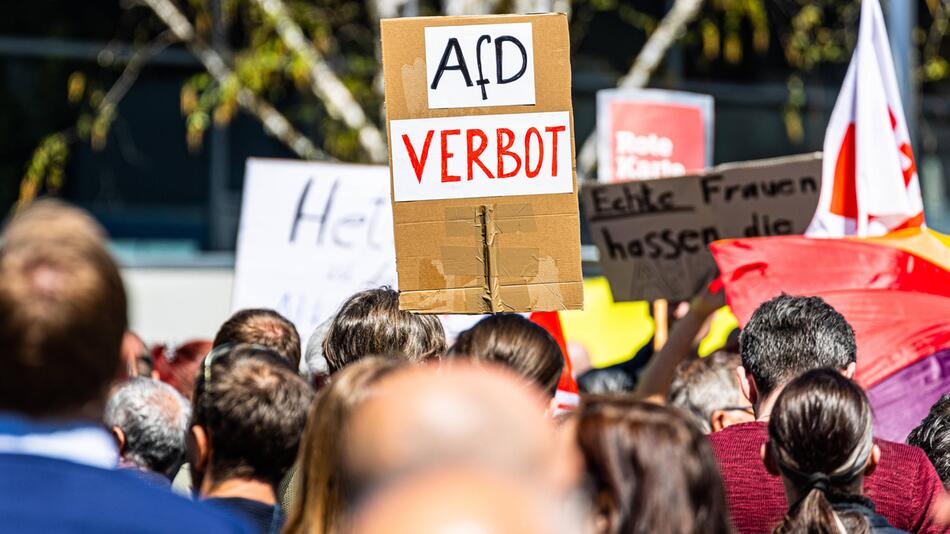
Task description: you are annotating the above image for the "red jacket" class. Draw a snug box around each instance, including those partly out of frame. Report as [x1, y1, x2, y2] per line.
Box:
[709, 421, 947, 534]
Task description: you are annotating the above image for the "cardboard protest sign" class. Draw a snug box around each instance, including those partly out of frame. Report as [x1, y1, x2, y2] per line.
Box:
[582, 153, 822, 302]
[232, 159, 396, 338]
[381, 13, 583, 314]
[597, 89, 713, 183]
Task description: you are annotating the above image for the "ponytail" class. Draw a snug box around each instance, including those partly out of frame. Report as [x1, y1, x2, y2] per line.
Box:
[775, 488, 856, 534]
[766, 369, 877, 534]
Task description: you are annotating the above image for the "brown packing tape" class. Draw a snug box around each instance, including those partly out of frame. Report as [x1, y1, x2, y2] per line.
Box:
[444, 218, 482, 238]
[495, 248, 541, 278]
[444, 206, 479, 221]
[494, 203, 535, 218]
[480, 205, 502, 313]
[440, 246, 485, 276]
[399, 280, 583, 314]
[400, 57, 430, 117]
[443, 203, 538, 236]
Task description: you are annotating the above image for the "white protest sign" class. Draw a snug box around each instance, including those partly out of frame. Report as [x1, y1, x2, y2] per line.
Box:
[232, 159, 396, 339]
[425, 23, 536, 109]
[390, 111, 572, 202]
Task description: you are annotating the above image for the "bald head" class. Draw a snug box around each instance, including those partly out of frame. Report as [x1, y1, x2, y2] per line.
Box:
[345, 363, 578, 494]
[351, 469, 573, 534]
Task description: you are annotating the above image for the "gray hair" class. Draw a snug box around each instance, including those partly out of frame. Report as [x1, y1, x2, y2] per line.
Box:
[301, 317, 332, 381]
[669, 351, 746, 433]
[105, 377, 190, 478]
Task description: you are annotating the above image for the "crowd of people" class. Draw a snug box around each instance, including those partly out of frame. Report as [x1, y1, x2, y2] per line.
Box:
[3, 198, 950, 534]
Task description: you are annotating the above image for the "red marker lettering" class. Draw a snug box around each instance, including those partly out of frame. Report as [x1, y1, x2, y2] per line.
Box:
[441, 129, 461, 183]
[496, 128, 522, 179]
[402, 131, 434, 184]
[466, 129, 493, 180]
[524, 127, 543, 178]
[545, 125, 566, 177]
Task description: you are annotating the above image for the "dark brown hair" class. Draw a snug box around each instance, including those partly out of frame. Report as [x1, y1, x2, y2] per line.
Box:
[449, 313, 564, 395]
[191, 344, 314, 487]
[577, 396, 734, 534]
[213, 308, 301, 368]
[322, 288, 445, 374]
[769, 369, 874, 534]
[0, 232, 126, 416]
[283, 357, 405, 534]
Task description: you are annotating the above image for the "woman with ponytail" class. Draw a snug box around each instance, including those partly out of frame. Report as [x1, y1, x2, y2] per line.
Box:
[763, 368, 906, 534]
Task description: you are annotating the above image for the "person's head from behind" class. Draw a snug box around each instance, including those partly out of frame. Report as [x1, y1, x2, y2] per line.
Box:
[764, 368, 880, 534]
[739, 295, 856, 413]
[576, 397, 733, 534]
[670, 351, 753, 433]
[343, 363, 579, 501]
[322, 287, 445, 374]
[213, 308, 301, 369]
[284, 357, 406, 534]
[188, 344, 314, 498]
[301, 317, 333, 389]
[0, 204, 126, 419]
[448, 313, 564, 397]
[908, 395, 950, 489]
[3, 198, 105, 249]
[104, 377, 190, 479]
[350, 468, 580, 534]
[153, 339, 213, 400]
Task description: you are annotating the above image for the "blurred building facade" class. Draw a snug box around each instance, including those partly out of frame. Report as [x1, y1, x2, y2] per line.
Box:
[2, 2, 949, 257]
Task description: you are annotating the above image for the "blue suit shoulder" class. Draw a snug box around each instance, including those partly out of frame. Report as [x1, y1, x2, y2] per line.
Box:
[0, 453, 253, 534]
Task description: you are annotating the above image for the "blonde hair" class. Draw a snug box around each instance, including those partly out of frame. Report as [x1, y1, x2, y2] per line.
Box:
[283, 357, 404, 534]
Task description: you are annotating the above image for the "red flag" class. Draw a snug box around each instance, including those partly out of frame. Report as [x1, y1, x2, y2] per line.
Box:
[710, 231, 950, 388]
[529, 311, 579, 412]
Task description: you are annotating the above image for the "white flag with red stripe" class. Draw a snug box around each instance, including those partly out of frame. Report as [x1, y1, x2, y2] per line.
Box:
[806, 0, 923, 237]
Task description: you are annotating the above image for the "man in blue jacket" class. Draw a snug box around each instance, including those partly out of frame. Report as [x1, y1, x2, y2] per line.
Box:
[0, 200, 250, 533]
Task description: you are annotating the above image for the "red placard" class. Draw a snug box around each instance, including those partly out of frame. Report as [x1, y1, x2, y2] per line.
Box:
[608, 100, 706, 182]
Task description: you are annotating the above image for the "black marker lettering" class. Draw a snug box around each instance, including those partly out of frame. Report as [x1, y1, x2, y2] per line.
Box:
[430, 38, 473, 90]
[494, 35, 528, 84]
[289, 178, 338, 245]
[475, 35, 492, 100]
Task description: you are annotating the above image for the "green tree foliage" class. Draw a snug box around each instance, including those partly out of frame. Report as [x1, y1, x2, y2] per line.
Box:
[21, 0, 950, 205]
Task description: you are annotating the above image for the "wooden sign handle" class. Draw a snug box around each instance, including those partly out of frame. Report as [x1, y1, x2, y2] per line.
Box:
[653, 299, 669, 350]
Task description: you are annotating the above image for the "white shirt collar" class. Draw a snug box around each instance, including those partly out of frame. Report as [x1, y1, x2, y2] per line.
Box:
[0, 416, 118, 469]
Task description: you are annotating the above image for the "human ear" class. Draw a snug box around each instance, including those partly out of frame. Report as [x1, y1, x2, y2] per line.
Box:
[842, 362, 857, 379]
[737, 366, 757, 405]
[110, 426, 126, 454]
[865, 444, 881, 476]
[188, 425, 209, 472]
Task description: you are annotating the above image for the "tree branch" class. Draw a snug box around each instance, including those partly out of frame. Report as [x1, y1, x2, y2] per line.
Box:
[137, 0, 327, 160]
[252, 0, 388, 163]
[101, 31, 179, 113]
[576, 0, 705, 180]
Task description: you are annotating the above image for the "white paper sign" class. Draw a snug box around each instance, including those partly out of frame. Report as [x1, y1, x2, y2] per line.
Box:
[232, 159, 396, 340]
[390, 111, 572, 202]
[425, 23, 536, 109]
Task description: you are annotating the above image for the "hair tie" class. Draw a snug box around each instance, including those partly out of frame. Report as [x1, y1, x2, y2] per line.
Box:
[806, 472, 830, 493]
